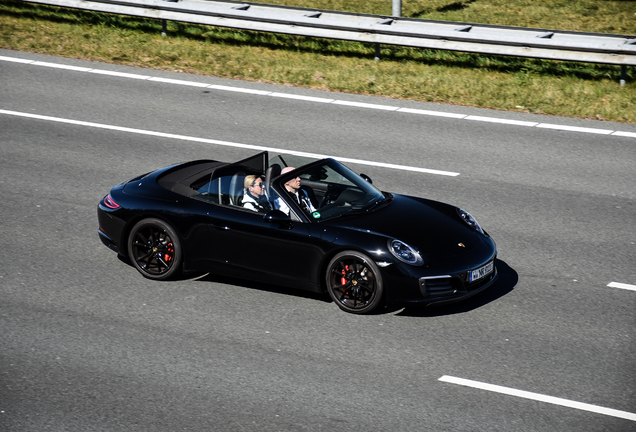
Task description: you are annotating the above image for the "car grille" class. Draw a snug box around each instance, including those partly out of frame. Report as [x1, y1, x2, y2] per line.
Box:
[419, 269, 496, 299]
[419, 276, 456, 297]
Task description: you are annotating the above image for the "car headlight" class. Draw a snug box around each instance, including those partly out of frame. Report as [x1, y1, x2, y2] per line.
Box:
[458, 208, 484, 234]
[389, 239, 424, 266]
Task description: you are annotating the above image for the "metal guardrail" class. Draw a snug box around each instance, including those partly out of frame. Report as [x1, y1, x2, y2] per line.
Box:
[21, 0, 636, 84]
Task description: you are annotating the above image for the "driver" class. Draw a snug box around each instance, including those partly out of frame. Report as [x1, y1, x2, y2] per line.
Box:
[274, 167, 316, 215]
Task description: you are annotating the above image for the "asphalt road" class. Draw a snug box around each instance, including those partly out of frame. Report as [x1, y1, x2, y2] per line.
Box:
[1, 49, 635, 431]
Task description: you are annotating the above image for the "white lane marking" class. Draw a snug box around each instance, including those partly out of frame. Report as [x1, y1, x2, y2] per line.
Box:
[32, 60, 92, 72]
[332, 100, 400, 111]
[0, 109, 460, 176]
[439, 375, 636, 422]
[397, 107, 466, 119]
[465, 115, 538, 127]
[269, 92, 334, 103]
[148, 77, 211, 87]
[2, 56, 32, 64]
[536, 123, 614, 135]
[2, 54, 634, 138]
[209, 84, 271, 95]
[607, 282, 636, 291]
[88, 69, 151, 79]
[613, 131, 636, 138]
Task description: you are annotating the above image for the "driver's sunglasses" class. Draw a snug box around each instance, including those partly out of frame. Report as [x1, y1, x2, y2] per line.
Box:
[252, 181, 265, 188]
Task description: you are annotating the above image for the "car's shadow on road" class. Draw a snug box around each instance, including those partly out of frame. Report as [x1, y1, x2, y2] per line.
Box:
[190, 272, 335, 303]
[118, 256, 517, 316]
[394, 259, 517, 317]
[117, 254, 332, 303]
[188, 259, 517, 317]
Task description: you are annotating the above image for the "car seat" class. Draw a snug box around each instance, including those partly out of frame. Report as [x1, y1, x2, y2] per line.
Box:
[229, 171, 245, 206]
[264, 164, 281, 201]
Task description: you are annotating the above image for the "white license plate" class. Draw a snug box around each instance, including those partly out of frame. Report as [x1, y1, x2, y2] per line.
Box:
[469, 261, 494, 282]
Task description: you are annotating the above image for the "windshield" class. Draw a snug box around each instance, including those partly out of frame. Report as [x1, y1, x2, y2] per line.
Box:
[277, 158, 388, 222]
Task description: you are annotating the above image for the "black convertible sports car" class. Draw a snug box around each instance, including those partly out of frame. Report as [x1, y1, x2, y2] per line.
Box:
[98, 151, 497, 314]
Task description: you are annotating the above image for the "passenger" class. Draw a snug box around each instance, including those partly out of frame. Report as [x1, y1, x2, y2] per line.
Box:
[242, 175, 272, 213]
[275, 167, 316, 215]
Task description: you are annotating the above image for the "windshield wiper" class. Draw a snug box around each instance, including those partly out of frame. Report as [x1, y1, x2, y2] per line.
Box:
[363, 193, 393, 212]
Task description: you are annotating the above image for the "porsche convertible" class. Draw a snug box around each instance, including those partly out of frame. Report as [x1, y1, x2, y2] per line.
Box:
[97, 151, 497, 314]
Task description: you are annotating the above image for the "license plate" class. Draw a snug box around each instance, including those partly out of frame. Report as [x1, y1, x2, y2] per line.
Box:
[468, 261, 494, 282]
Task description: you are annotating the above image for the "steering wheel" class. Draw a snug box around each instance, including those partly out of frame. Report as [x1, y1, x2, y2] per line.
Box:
[320, 184, 345, 207]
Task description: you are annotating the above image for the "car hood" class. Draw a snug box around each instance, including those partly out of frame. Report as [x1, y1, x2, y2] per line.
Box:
[327, 194, 484, 257]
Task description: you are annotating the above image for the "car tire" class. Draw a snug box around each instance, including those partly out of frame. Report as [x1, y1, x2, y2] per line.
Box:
[326, 251, 384, 314]
[127, 218, 182, 280]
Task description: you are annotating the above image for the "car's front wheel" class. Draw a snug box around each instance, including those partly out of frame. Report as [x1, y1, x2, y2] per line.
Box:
[326, 251, 384, 314]
[127, 218, 182, 280]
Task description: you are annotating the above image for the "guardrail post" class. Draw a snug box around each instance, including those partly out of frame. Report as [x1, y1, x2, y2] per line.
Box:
[392, 0, 402, 17]
[620, 65, 628, 87]
[375, 44, 381, 61]
[162, 0, 178, 36]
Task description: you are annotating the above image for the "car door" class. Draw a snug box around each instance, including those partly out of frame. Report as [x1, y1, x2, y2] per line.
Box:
[204, 204, 327, 291]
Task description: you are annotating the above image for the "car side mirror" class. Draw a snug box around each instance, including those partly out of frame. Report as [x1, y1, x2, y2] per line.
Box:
[359, 173, 373, 184]
[264, 209, 292, 228]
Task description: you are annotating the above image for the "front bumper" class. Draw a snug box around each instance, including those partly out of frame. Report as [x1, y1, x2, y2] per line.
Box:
[413, 265, 498, 306]
[382, 249, 498, 306]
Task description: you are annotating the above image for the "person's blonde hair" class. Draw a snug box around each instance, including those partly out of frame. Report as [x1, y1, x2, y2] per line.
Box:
[244, 175, 258, 189]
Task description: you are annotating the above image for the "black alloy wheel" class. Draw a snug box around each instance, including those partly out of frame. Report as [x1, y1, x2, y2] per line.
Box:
[127, 218, 182, 280]
[326, 251, 384, 314]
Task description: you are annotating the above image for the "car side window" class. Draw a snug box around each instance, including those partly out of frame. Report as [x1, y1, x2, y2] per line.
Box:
[192, 176, 220, 204]
[192, 175, 239, 205]
[193, 172, 276, 214]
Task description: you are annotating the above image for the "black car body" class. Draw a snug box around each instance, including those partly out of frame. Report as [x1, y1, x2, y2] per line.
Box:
[98, 151, 497, 314]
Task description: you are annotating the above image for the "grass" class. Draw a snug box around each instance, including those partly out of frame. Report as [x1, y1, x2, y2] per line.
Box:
[1, 0, 635, 123]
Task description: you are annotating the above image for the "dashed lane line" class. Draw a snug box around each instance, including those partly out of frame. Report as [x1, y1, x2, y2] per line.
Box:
[607, 282, 636, 291]
[439, 375, 636, 422]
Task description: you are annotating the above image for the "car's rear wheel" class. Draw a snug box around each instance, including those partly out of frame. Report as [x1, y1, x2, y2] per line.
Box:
[326, 251, 384, 314]
[127, 218, 182, 280]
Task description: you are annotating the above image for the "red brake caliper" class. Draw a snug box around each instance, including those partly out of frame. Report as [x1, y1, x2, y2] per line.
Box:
[341, 265, 349, 285]
[165, 243, 174, 262]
